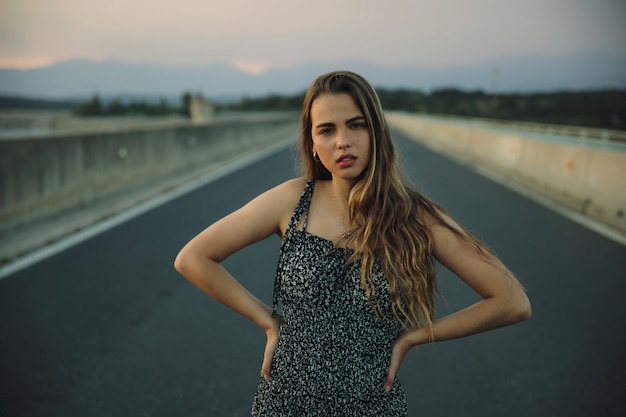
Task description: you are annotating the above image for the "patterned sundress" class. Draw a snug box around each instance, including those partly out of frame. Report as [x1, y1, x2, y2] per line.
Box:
[251, 179, 407, 416]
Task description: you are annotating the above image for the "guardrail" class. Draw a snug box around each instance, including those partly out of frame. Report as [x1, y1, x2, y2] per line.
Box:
[0, 114, 299, 239]
[428, 114, 626, 146]
[387, 112, 626, 236]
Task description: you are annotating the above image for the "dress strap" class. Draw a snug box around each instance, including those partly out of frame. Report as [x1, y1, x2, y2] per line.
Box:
[285, 178, 315, 236]
[272, 178, 315, 316]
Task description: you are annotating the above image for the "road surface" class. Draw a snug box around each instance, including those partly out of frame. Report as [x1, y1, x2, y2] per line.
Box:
[1, 133, 625, 417]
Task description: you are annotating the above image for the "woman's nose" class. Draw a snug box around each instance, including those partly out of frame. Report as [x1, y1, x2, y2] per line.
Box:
[336, 130, 351, 149]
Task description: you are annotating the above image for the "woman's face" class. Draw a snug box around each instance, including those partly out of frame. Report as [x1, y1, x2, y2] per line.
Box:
[310, 93, 371, 182]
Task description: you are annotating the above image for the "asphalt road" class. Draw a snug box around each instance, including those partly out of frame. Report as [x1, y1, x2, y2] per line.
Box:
[1, 133, 625, 417]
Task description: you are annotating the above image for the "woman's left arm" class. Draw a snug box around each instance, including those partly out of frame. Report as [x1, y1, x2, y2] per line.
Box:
[384, 219, 531, 392]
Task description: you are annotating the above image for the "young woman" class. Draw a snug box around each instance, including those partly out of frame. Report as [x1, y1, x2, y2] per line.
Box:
[174, 70, 531, 416]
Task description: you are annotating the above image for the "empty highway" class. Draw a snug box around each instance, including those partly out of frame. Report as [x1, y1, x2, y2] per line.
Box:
[1, 133, 624, 417]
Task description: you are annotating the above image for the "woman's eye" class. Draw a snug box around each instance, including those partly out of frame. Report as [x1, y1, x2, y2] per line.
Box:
[319, 128, 333, 135]
[351, 122, 365, 129]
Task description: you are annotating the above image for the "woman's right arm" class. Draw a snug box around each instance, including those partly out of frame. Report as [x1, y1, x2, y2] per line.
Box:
[173, 178, 305, 351]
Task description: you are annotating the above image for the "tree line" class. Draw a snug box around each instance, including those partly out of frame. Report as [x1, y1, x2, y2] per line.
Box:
[72, 93, 194, 117]
[222, 88, 625, 131]
[10, 87, 621, 131]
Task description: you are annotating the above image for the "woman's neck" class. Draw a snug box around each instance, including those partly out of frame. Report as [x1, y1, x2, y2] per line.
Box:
[328, 178, 353, 205]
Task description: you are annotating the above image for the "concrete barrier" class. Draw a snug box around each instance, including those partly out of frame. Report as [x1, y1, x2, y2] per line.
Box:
[0, 114, 299, 239]
[3, 110, 623, 263]
[386, 112, 626, 234]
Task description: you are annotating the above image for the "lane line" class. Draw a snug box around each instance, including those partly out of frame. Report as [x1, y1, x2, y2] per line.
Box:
[0, 138, 294, 280]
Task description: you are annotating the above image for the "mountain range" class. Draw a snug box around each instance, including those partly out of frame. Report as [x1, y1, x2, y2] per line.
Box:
[0, 51, 624, 102]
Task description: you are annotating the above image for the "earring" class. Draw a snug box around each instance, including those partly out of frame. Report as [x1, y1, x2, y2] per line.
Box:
[313, 150, 321, 162]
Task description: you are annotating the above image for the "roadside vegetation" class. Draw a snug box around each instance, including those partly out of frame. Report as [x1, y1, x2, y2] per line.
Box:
[71, 93, 192, 117]
[221, 88, 626, 131]
[2, 89, 624, 130]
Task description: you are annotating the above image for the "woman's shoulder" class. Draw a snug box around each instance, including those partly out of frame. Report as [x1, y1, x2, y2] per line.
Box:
[261, 178, 311, 236]
[260, 177, 311, 210]
[272, 177, 310, 196]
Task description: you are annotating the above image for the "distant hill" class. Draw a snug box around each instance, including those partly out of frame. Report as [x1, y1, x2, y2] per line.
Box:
[0, 52, 625, 100]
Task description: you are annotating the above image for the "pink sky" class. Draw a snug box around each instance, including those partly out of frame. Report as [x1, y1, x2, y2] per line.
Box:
[0, 0, 624, 72]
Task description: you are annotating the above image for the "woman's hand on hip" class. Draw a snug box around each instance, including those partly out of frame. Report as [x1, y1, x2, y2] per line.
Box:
[384, 332, 414, 392]
[261, 314, 281, 380]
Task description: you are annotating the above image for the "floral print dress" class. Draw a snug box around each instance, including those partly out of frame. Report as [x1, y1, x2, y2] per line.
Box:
[252, 179, 407, 417]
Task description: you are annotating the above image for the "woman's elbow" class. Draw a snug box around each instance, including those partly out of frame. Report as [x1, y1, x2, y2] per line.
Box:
[174, 247, 219, 279]
[173, 248, 191, 276]
[508, 291, 532, 324]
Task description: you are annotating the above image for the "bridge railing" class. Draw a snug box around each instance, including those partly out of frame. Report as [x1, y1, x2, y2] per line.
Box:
[0, 113, 299, 262]
[430, 115, 626, 148]
[386, 112, 626, 236]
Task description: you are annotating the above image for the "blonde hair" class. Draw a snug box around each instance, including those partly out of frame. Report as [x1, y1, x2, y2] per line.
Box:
[299, 71, 518, 339]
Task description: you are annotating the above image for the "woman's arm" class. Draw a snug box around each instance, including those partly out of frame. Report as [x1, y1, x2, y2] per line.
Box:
[384, 215, 531, 391]
[414, 220, 531, 342]
[174, 178, 306, 378]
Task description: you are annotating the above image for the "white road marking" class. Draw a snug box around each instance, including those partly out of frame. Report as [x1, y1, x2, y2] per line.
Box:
[0, 138, 294, 280]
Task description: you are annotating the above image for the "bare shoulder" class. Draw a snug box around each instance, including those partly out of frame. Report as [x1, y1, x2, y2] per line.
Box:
[257, 177, 309, 235]
[272, 177, 309, 195]
[182, 177, 309, 263]
[417, 202, 465, 252]
[239, 177, 308, 215]
[263, 177, 308, 208]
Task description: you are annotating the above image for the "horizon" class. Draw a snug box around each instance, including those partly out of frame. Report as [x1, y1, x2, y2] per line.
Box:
[2, 51, 626, 100]
[1, 48, 623, 72]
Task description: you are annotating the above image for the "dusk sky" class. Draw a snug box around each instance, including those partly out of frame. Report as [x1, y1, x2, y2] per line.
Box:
[1, 0, 625, 73]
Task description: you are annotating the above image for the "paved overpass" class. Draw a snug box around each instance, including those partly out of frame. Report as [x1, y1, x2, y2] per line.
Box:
[1, 129, 624, 416]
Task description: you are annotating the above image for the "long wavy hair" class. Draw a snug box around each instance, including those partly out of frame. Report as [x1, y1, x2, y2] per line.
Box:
[299, 71, 519, 339]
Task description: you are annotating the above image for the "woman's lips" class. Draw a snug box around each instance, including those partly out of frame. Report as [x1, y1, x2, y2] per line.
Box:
[337, 154, 357, 168]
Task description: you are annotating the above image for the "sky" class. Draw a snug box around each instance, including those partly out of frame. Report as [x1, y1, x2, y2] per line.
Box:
[0, 0, 625, 73]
